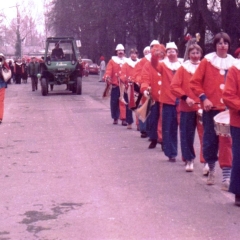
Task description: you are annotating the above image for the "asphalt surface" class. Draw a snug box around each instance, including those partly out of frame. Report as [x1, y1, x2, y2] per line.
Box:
[0, 75, 239, 240]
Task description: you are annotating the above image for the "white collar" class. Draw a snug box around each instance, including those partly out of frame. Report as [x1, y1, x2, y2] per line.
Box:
[204, 52, 235, 71]
[163, 58, 182, 71]
[126, 58, 140, 68]
[15, 62, 22, 66]
[232, 59, 240, 70]
[145, 53, 151, 62]
[182, 60, 199, 74]
[112, 56, 127, 65]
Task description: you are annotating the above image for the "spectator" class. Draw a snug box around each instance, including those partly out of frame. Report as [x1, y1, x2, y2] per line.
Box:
[99, 56, 106, 82]
[28, 57, 40, 91]
[14, 58, 23, 84]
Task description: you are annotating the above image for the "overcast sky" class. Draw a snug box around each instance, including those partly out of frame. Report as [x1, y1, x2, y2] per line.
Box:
[0, 0, 49, 33]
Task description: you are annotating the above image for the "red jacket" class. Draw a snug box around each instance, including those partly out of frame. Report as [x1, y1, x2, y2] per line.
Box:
[156, 58, 182, 105]
[190, 52, 235, 110]
[171, 60, 201, 112]
[222, 61, 240, 128]
[104, 56, 127, 86]
[140, 61, 162, 102]
[134, 54, 151, 84]
[120, 58, 139, 84]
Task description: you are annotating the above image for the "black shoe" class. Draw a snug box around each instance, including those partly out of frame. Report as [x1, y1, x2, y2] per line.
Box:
[168, 158, 176, 162]
[122, 120, 127, 126]
[235, 195, 240, 207]
[113, 119, 118, 124]
[148, 140, 157, 149]
[141, 132, 148, 138]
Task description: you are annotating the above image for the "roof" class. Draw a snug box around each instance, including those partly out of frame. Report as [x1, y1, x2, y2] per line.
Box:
[46, 37, 75, 41]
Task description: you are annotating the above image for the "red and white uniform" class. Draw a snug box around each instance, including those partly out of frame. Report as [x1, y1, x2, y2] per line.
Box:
[157, 58, 182, 105]
[134, 53, 151, 84]
[141, 61, 162, 102]
[190, 52, 235, 110]
[120, 58, 140, 83]
[223, 60, 240, 128]
[190, 52, 235, 168]
[120, 58, 140, 120]
[104, 56, 127, 85]
[171, 60, 205, 163]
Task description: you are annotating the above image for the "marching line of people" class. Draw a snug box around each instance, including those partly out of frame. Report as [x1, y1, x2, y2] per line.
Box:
[0, 54, 42, 125]
[102, 32, 240, 207]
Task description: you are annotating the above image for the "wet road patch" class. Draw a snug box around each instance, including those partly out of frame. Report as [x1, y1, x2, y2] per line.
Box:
[0, 231, 10, 240]
[20, 202, 83, 236]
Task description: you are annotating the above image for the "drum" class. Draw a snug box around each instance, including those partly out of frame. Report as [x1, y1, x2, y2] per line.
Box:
[197, 109, 203, 124]
[213, 110, 231, 137]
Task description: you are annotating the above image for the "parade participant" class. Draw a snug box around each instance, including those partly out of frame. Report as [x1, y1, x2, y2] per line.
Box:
[28, 57, 40, 91]
[190, 32, 235, 189]
[0, 53, 11, 124]
[104, 44, 127, 125]
[156, 42, 182, 161]
[222, 60, 240, 206]
[14, 58, 23, 84]
[143, 46, 150, 56]
[99, 56, 106, 82]
[134, 41, 159, 138]
[134, 40, 159, 84]
[171, 44, 208, 172]
[120, 48, 139, 129]
[21, 58, 28, 84]
[141, 44, 166, 149]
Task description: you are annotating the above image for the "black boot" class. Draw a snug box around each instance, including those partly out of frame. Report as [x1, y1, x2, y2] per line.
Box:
[148, 140, 157, 149]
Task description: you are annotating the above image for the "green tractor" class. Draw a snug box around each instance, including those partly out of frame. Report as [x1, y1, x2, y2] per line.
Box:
[40, 37, 84, 96]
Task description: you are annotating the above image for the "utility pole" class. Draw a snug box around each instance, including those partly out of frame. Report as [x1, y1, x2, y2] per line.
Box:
[15, 4, 21, 58]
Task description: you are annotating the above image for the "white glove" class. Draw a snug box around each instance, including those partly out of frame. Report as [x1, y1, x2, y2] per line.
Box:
[143, 90, 149, 98]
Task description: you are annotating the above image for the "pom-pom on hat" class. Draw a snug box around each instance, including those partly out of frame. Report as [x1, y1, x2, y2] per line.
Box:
[234, 48, 240, 58]
[115, 44, 125, 51]
[150, 40, 160, 47]
[166, 42, 178, 50]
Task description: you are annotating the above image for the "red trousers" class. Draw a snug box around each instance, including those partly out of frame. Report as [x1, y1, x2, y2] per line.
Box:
[0, 88, 5, 120]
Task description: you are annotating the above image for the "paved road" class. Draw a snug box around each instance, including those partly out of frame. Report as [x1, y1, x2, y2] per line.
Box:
[0, 76, 239, 240]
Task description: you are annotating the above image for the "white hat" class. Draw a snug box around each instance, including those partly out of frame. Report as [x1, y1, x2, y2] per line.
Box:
[143, 46, 150, 53]
[0, 53, 5, 59]
[150, 40, 160, 47]
[115, 44, 125, 51]
[166, 42, 178, 50]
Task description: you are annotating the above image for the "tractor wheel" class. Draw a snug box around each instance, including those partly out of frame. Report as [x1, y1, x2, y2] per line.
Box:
[76, 77, 82, 95]
[41, 78, 48, 96]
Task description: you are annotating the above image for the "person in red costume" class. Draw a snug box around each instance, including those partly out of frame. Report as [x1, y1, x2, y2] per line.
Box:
[171, 44, 208, 173]
[141, 44, 166, 149]
[104, 44, 127, 125]
[155, 42, 183, 161]
[190, 32, 235, 190]
[223, 59, 240, 206]
[0, 53, 11, 124]
[120, 48, 139, 129]
[134, 40, 160, 140]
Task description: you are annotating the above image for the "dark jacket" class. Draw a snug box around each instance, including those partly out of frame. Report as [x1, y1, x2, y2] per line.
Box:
[28, 62, 40, 76]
